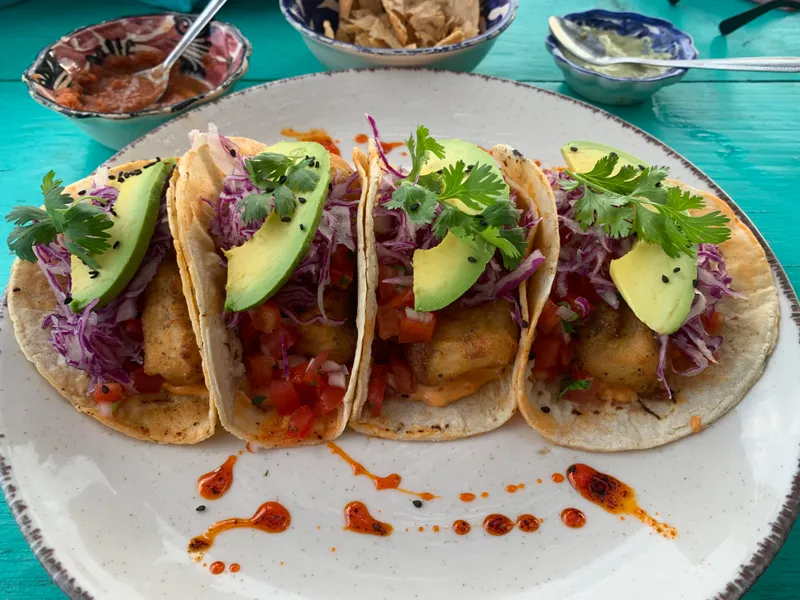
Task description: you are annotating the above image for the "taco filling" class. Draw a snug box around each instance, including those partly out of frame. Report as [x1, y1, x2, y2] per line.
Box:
[189, 128, 362, 442]
[6, 160, 210, 438]
[530, 142, 739, 413]
[358, 117, 544, 422]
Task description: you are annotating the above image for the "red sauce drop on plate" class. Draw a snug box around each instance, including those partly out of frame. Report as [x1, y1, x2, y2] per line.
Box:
[561, 508, 586, 528]
[552, 473, 565, 483]
[354, 133, 369, 144]
[566, 464, 677, 539]
[516, 514, 540, 533]
[197, 455, 237, 500]
[281, 127, 341, 156]
[327, 442, 438, 500]
[209, 561, 225, 575]
[453, 520, 471, 535]
[506, 484, 519, 493]
[188, 501, 291, 560]
[344, 501, 393, 536]
[380, 141, 404, 154]
[229, 563, 240, 573]
[432, 525, 440, 532]
[459, 493, 476, 502]
[480, 492, 489, 498]
[483, 514, 514, 536]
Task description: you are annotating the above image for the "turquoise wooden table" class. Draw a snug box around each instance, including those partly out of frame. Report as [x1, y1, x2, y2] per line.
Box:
[1, 0, 798, 597]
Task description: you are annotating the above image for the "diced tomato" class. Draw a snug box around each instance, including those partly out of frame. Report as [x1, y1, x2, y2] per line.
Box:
[378, 265, 401, 300]
[302, 351, 330, 387]
[269, 380, 302, 416]
[530, 332, 569, 381]
[390, 287, 414, 309]
[377, 305, 401, 340]
[262, 327, 299, 360]
[330, 245, 355, 289]
[120, 319, 143, 342]
[702, 310, 725, 336]
[290, 362, 309, 385]
[249, 301, 282, 334]
[94, 382, 124, 403]
[314, 385, 346, 416]
[538, 298, 562, 334]
[367, 364, 389, 417]
[398, 312, 436, 343]
[288, 405, 316, 439]
[245, 353, 275, 395]
[239, 315, 262, 354]
[388, 356, 414, 394]
[561, 376, 601, 403]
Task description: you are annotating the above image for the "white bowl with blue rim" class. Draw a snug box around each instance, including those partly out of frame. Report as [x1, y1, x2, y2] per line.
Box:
[546, 10, 698, 106]
[280, 0, 517, 71]
[23, 13, 251, 150]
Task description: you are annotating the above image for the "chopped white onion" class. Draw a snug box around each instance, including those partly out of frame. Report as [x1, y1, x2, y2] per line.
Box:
[328, 371, 347, 389]
[404, 307, 434, 324]
[97, 401, 113, 418]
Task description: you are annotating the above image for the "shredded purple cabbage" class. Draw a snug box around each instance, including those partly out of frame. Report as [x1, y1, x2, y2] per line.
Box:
[546, 169, 744, 398]
[35, 184, 170, 392]
[197, 128, 361, 326]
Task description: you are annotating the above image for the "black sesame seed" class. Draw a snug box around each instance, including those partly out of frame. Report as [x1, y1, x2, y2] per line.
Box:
[298, 197, 306, 204]
[541, 406, 551, 413]
[638, 164, 646, 170]
[610, 151, 618, 158]
[229, 148, 236, 157]
[101, 384, 109, 394]
[521, 319, 529, 328]
[196, 505, 206, 512]
[110, 209, 118, 217]
[315, 161, 320, 168]
[63, 295, 72, 304]
[89, 270, 99, 279]
[410, 202, 420, 211]
[655, 182, 662, 187]
[569, 146, 578, 152]
[156, 156, 161, 162]
[693, 279, 699, 288]
[279, 175, 287, 184]
[437, 169, 443, 175]
[468, 256, 477, 263]
[299, 224, 305, 231]
[466, 164, 474, 172]
[662, 275, 669, 283]
[328, 183, 333, 192]
[113, 241, 120, 249]
[673, 267, 680, 273]
[281, 216, 291, 223]
[12, 287, 20, 292]
[412, 500, 423, 508]
[132, 169, 142, 176]
[78, 190, 86, 196]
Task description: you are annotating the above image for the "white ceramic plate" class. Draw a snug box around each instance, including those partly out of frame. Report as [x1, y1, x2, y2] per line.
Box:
[2, 70, 799, 600]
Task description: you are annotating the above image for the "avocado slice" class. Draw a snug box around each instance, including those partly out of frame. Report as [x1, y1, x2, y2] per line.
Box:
[70, 160, 174, 312]
[610, 241, 697, 334]
[563, 141, 697, 333]
[224, 141, 331, 312]
[412, 139, 509, 312]
[561, 141, 645, 174]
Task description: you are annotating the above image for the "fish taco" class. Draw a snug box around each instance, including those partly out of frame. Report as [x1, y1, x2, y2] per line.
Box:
[349, 117, 560, 440]
[7, 159, 214, 443]
[170, 126, 369, 448]
[517, 142, 779, 451]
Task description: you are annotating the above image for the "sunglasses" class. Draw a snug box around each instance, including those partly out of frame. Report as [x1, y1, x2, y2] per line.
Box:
[667, 0, 799, 35]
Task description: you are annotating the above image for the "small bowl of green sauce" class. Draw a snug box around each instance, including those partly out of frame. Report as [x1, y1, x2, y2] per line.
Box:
[546, 10, 698, 106]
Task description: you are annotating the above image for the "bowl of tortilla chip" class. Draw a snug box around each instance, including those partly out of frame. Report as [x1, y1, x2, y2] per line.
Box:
[280, 0, 518, 71]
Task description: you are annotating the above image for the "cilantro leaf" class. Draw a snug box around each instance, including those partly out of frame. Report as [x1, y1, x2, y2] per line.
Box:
[240, 192, 274, 225]
[432, 204, 473, 240]
[557, 378, 591, 400]
[64, 238, 100, 270]
[245, 153, 295, 188]
[407, 125, 445, 181]
[566, 153, 731, 257]
[390, 181, 438, 224]
[482, 201, 521, 229]
[479, 226, 526, 269]
[273, 185, 297, 219]
[285, 160, 320, 192]
[439, 161, 507, 209]
[5, 171, 114, 264]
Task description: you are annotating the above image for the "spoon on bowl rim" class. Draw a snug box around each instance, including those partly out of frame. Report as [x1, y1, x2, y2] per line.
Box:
[548, 16, 800, 72]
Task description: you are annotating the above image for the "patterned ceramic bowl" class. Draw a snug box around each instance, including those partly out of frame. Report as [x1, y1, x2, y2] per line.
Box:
[280, 0, 518, 71]
[546, 10, 698, 106]
[23, 13, 251, 150]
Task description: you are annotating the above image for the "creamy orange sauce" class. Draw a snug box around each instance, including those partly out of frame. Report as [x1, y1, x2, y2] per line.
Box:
[410, 368, 503, 407]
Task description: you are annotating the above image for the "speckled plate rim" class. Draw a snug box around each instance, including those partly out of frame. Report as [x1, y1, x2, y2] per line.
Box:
[1, 68, 798, 600]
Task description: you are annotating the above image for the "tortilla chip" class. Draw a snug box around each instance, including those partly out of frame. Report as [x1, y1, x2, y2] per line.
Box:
[8, 161, 216, 444]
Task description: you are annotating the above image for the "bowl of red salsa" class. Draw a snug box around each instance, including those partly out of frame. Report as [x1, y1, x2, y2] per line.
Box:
[23, 13, 251, 149]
